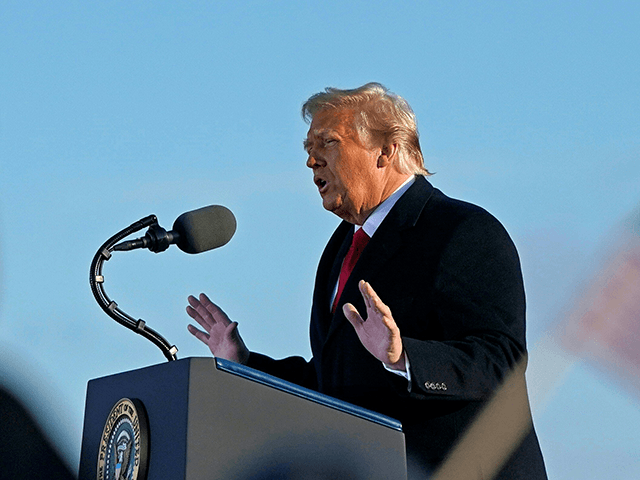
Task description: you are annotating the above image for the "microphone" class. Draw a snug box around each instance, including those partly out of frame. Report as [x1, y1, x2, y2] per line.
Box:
[113, 205, 237, 254]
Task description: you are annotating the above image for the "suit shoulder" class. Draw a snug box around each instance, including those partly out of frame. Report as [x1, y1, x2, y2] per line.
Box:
[411, 186, 520, 265]
[424, 187, 505, 231]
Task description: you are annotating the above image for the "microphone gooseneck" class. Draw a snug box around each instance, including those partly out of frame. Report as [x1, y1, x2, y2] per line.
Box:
[90, 205, 236, 362]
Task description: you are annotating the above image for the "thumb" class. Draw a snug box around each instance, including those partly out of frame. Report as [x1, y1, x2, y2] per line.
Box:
[225, 321, 241, 339]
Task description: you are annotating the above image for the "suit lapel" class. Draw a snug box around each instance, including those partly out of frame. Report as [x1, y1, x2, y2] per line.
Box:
[323, 176, 435, 344]
[310, 220, 353, 341]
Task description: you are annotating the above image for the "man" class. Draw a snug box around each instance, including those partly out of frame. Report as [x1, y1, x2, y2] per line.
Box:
[186, 83, 547, 478]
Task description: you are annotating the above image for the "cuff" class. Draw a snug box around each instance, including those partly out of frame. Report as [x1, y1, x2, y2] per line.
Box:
[382, 351, 411, 392]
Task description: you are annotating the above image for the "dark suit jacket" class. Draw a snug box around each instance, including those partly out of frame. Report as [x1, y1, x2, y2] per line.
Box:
[248, 176, 547, 479]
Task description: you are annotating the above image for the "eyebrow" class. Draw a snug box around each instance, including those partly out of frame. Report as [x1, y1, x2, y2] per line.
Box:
[304, 128, 340, 152]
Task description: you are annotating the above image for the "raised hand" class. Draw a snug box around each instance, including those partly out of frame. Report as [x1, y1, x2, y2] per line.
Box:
[186, 293, 250, 364]
[343, 280, 406, 370]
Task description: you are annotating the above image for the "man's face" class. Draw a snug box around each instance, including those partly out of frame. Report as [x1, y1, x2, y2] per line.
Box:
[305, 108, 384, 225]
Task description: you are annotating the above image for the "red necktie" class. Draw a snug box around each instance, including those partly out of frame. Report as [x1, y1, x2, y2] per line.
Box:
[332, 228, 370, 313]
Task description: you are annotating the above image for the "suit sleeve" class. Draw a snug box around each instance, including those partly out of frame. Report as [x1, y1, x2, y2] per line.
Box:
[246, 352, 318, 391]
[402, 212, 527, 401]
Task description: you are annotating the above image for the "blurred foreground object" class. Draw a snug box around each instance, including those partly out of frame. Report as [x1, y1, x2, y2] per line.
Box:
[0, 386, 76, 479]
[0, 251, 77, 478]
[559, 205, 640, 396]
[432, 358, 541, 480]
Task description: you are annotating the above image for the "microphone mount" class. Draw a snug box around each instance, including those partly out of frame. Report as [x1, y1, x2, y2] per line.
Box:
[90, 214, 179, 362]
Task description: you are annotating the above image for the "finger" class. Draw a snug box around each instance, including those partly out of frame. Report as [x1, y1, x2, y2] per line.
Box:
[187, 324, 210, 344]
[187, 295, 202, 312]
[189, 294, 221, 328]
[364, 281, 391, 316]
[186, 306, 213, 332]
[186, 304, 199, 320]
[199, 293, 231, 326]
[363, 282, 398, 333]
[343, 303, 364, 329]
[188, 295, 215, 328]
[358, 280, 374, 310]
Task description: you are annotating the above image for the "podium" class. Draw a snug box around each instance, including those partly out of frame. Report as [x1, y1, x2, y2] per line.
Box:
[79, 357, 407, 479]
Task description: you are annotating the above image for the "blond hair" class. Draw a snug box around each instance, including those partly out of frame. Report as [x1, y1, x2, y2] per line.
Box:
[302, 82, 430, 176]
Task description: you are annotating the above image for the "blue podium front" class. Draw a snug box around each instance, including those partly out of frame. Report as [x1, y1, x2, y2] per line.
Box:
[79, 357, 406, 480]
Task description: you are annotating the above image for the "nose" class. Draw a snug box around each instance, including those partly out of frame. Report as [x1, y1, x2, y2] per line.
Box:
[306, 155, 317, 169]
[306, 144, 326, 168]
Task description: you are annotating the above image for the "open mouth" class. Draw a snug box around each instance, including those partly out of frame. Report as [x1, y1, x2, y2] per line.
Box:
[315, 177, 328, 192]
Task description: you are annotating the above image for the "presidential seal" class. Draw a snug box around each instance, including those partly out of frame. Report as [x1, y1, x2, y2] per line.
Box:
[97, 398, 149, 480]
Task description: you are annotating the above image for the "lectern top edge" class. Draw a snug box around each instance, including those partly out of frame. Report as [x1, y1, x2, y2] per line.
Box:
[214, 357, 403, 432]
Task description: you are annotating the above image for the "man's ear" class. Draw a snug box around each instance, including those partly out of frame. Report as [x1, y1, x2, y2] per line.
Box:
[377, 143, 399, 168]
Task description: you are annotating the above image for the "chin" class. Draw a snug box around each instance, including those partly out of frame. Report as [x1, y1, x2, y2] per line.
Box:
[323, 198, 354, 222]
[322, 197, 337, 212]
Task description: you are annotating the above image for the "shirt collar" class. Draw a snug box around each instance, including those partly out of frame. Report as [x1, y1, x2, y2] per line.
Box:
[357, 175, 416, 238]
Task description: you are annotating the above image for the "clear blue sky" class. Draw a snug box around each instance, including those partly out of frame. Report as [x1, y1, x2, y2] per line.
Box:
[1, 1, 639, 477]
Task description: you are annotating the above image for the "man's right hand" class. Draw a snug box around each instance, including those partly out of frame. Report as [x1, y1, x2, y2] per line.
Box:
[186, 293, 250, 364]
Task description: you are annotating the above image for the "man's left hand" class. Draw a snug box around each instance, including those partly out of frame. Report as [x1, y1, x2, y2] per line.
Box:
[343, 280, 406, 371]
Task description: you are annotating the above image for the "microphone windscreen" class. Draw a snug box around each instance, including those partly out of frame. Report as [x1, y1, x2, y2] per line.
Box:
[172, 205, 237, 254]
